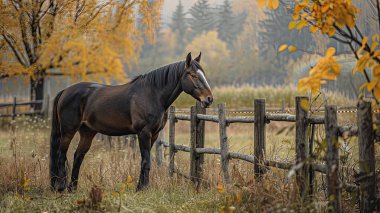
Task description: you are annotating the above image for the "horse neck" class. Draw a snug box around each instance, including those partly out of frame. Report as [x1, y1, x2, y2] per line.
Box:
[160, 76, 183, 109]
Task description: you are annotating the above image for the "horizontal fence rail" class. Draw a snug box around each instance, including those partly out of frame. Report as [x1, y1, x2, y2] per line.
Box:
[157, 97, 378, 213]
[0, 96, 49, 119]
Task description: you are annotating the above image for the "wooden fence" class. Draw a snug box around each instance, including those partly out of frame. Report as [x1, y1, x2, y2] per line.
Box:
[0, 95, 49, 119]
[157, 97, 378, 213]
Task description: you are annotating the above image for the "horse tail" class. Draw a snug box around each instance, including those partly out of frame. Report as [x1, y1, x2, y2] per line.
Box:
[50, 90, 64, 190]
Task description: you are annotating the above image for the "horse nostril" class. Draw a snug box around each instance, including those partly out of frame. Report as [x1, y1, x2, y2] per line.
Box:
[207, 96, 213, 104]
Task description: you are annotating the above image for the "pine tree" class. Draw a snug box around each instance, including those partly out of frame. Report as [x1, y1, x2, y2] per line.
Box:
[189, 0, 216, 39]
[259, 6, 315, 61]
[169, 1, 188, 53]
[216, 0, 246, 48]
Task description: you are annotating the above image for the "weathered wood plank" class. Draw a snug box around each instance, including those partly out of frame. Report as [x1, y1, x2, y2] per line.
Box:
[254, 99, 266, 180]
[196, 114, 219, 123]
[169, 106, 176, 177]
[218, 103, 230, 183]
[196, 102, 206, 183]
[357, 100, 376, 213]
[325, 105, 341, 213]
[175, 114, 191, 121]
[295, 96, 311, 198]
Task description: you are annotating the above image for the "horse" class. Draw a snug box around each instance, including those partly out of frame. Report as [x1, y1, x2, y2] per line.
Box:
[50, 52, 213, 192]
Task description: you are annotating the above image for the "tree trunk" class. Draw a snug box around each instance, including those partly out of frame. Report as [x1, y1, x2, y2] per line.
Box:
[30, 76, 44, 111]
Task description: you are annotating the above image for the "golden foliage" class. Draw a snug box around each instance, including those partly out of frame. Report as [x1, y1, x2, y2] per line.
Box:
[0, 0, 163, 83]
[298, 47, 341, 94]
[260, 0, 380, 101]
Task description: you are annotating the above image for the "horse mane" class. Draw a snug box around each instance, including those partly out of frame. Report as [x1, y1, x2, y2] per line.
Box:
[132, 62, 185, 87]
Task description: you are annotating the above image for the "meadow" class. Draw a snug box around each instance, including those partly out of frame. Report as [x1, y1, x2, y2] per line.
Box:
[0, 86, 364, 212]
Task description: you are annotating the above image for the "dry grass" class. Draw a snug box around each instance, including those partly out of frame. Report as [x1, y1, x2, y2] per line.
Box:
[0, 85, 363, 212]
[0, 112, 363, 212]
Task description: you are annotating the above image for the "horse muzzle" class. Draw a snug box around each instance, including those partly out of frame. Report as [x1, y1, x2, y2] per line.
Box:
[200, 96, 213, 108]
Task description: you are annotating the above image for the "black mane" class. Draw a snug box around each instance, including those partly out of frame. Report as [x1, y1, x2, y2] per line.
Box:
[130, 60, 203, 88]
[130, 61, 185, 88]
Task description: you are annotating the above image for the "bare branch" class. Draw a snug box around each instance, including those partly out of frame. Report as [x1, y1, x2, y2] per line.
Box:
[80, 2, 110, 28]
[1, 33, 28, 66]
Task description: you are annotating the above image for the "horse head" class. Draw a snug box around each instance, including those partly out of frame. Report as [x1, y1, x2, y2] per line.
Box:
[181, 52, 213, 108]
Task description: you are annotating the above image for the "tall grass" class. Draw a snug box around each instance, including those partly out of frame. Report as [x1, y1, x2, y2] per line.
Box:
[173, 85, 354, 108]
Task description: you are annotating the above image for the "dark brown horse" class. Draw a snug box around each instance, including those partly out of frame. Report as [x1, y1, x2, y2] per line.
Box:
[50, 52, 213, 192]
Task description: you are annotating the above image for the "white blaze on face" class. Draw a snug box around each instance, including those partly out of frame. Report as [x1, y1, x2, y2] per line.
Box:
[197, 69, 211, 91]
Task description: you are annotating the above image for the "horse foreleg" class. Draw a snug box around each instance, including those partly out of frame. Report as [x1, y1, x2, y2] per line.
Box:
[136, 130, 152, 191]
[68, 126, 96, 192]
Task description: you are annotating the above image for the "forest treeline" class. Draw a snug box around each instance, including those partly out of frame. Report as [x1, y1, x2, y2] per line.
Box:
[135, 0, 377, 98]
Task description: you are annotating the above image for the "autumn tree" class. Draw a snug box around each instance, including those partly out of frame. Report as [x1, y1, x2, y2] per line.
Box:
[0, 0, 162, 109]
[259, 0, 380, 104]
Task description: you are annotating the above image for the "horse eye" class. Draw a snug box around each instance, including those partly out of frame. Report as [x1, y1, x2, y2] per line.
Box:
[190, 73, 198, 78]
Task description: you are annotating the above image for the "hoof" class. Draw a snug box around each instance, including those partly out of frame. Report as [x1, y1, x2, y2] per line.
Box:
[67, 183, 77, 193]
[56, 178, 67, 192]
[136, 184, 148, 192]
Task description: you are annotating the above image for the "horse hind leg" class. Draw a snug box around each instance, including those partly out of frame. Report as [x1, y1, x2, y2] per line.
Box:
[55, 131, 76, 192]
[68, 125, 96, 192]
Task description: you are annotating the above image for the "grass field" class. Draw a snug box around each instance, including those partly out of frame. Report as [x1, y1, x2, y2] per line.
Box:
[0, 86, 367, 212]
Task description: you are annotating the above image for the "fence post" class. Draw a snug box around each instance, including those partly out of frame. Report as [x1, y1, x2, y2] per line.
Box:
[281, 99, 285, 112]
[190, 102, 205, 184]
[325, 105, 341, 212]
[295, 96, 310, 199]
[169, 106, 176, 177]
[218, 103, 230, 183]
[254, 99, 266, 180]
[43, 94, 50, 119]
[357, 100, 376, 213]
[155, 131, 163, 167]
[12, 97, 16, 120]
[196, 101, 206, 177]
[190, 106, 197, 182]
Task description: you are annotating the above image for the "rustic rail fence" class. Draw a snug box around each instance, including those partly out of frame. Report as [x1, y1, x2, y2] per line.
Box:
[0, 95, 49, 119]
[157, 97, 378, 213]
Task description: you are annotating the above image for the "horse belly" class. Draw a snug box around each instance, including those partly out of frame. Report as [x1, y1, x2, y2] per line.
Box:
[84, 112, 136, 136]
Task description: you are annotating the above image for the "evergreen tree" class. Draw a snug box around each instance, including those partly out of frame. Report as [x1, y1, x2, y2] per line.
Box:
[259, 5, 315, 62]
[189, 0, 216, 39]
[169, 1, 188, 53]
[216, 0, 246, 48]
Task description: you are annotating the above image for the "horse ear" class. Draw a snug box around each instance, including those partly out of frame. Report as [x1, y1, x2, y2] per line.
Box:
[194, 52, 201, 63]
[186, 52, 192, 68]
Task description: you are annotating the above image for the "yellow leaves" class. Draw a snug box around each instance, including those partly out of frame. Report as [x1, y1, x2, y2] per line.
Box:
[300, 99, 309, 111]
[296, 20, 308, 30]
[257, 0, 266, 8]
[353, 52, 370, 74]
[119, 175, 134, 192]
[288, 21, 297, 30]
[257, 0, 279, 10]
[288, 45, 298, 53]
[325, 47, 336, 58]
[278, 44, 298, 53]
[278, 44, 288, 52]
[1, 0, 161, 82]
[309, 26, 318, 33]
[298, 47, 341, 94]
[217, 182, 225, 193]
[287, 0, 359, 38]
